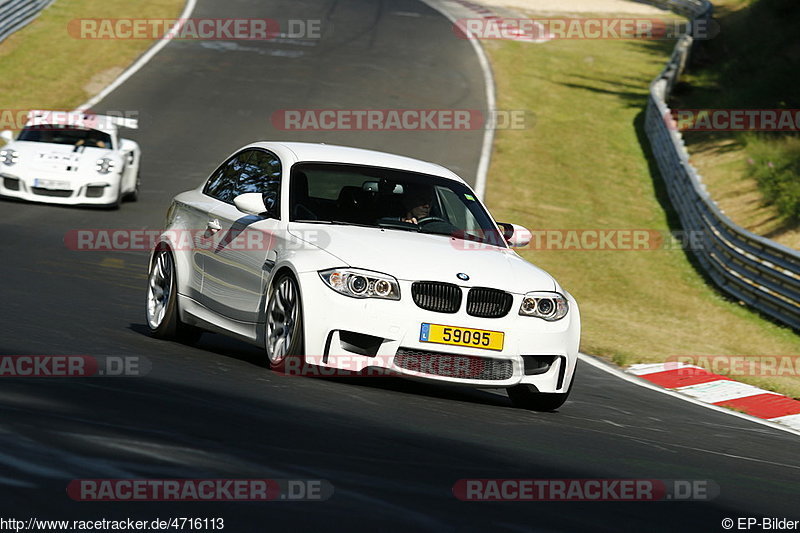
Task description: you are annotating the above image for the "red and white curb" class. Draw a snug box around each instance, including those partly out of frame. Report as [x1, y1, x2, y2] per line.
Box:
[627, 362, 800, 431]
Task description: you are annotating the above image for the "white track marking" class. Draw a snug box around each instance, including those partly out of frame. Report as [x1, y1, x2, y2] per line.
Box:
[75, 0, 198, 112]
[579, 353, 800, 438]
[627, 362, 703, 375]
[417, 0, 496, 200]
[770, 414, 800, 431]
[676, 380, 779, 404]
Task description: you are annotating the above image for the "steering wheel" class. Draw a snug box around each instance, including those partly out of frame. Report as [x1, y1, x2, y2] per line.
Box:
[416, 216, 447, 225]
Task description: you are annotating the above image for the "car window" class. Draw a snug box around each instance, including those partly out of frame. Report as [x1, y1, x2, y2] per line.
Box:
[203, 150, 256, 204]
[238, 150, 281, 216]
[305, 170, 361, 200]
[18, 125, 113, 149]
[437, 186, 483, 234]
[289, 162, 505, 246]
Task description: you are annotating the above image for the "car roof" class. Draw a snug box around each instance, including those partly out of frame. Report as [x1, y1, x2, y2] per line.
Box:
[247, 141, 467, 184]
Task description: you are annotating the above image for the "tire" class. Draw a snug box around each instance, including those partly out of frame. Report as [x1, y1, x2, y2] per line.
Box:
[107, 184, 122, 210]
[265, 273, 305, 374]
[146, 247, 202, 343]
[507, 365, 576, 412]
[124, 172, 140, 202]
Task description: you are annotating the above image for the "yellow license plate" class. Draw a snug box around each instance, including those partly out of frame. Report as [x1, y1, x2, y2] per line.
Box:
[419, 323, 504, 351]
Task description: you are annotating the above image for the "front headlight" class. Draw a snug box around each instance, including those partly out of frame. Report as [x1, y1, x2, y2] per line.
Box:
[95, 157, 115, 174]
[319, 268, 400, 300]
[0, 149, 18, 166]
[519, 291, 568, 321]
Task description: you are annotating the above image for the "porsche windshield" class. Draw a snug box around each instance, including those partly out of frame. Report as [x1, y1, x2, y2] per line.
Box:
[17, 125, 112, 149]
[289, 162, 505, 246]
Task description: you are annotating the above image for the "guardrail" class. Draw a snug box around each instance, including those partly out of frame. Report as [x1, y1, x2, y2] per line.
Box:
[643, 0, 800, 331]
[0, 0, 54, 44]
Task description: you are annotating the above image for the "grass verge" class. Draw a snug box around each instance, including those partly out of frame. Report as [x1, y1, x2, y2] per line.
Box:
[674, 0, 800, 248]
[0, 0, 185, 134]
[482, 22, 800, 398]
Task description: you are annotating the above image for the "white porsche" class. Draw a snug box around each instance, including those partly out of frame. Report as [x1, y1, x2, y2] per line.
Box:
[0, 110, 141, 208]
[147, 142, 580, 411]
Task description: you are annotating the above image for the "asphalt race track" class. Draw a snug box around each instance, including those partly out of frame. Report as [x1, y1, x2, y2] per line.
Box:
[1, 0, 798, 531]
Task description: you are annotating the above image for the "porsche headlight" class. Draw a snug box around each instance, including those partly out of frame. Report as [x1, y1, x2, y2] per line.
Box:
[95, 157, 115, 174]
[0, 149, 18, 166]
[319, 268, 400, 300]
[519, 291, 568, 321]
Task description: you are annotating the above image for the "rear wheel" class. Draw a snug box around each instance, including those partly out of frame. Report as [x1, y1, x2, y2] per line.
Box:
[146, 247, 202, 343]
[265, 273, 305, 374]
[507, 366, 576, 412]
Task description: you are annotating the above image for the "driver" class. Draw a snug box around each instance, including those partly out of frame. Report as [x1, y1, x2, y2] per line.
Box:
[401, 190, 431, 224]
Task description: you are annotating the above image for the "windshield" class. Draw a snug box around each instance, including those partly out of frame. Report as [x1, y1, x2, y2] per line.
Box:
[17, 125, 112, 149]
[289, 162, 506, 246]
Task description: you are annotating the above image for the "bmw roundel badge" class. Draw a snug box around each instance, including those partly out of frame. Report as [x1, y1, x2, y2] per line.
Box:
[457, 273, 470, 281]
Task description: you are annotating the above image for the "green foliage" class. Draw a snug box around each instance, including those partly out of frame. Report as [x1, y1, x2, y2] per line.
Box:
[677, 0, 800, 226]
[746, 137, 800, 219]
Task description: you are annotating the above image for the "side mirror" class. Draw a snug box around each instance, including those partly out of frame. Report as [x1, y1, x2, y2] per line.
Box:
[498, 222, 531, 248]
[1, 130, 13, 143]
[234, 193, 270, 216]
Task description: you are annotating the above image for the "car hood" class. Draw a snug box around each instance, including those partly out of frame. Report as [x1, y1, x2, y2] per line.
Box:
[288, 222, 557, 293]
[8, 141, 116, 174]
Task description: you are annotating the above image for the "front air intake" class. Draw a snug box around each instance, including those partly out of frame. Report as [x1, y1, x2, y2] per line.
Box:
[395, 348, 513, 380]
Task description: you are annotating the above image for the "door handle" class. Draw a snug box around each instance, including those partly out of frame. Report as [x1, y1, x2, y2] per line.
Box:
[207, 219, 221, 232]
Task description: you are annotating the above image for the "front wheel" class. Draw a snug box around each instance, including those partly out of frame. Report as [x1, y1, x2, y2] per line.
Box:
[146, 248, 201, 343]
[107, 185, 122, 210]
[125, 172, 140, 202]
[265, 273, 305, 374]
[507, 366, 576, 412]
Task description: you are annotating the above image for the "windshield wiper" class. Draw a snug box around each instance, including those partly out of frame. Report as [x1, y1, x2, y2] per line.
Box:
[376, 221, 419, 233]
[329, 220, 377, 228]
[295, 219, 377, 228]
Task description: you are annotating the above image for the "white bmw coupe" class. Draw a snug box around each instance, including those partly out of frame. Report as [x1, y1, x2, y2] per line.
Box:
[0, 110, 140, 208]
[147, 142, 580, 410]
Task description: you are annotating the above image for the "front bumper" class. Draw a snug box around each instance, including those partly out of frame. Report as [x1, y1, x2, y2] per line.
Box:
[298, 272, 580, 391]
[0, 169, 121, 205]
